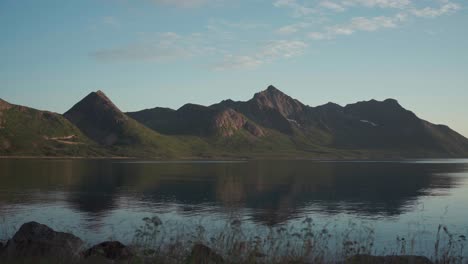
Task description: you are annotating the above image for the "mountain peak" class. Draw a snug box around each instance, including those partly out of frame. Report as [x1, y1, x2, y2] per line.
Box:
[346, 98, 403, 109]
[316, 102, 343, 112]
[64, 91, 128, 145]
[79, 91, 122, 114]
[95, 90, 107, 97]
[251, 85, 304, 118]
[266, 84, 281, 92]
[257, 85, 286, 97]
[383, 98, 400, 106]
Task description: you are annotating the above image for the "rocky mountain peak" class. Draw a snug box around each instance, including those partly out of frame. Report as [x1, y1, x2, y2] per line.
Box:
[251, 85, 304, 118]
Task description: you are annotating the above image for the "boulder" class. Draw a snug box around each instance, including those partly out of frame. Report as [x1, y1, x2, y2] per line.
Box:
[2, 221, 84, 260]
[83, 241, 133, 260]
[187, 243, 224, 264]
[347, 254, 433, 264]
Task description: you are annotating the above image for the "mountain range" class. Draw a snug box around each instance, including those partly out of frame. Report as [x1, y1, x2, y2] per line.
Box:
[1, 85, 467, 159]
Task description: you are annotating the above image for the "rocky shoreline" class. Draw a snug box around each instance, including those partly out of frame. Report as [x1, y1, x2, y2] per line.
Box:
[0, 222, 434, 264]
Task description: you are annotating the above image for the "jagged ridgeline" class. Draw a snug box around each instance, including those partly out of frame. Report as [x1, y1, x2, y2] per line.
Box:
[1, 86, 468, 158]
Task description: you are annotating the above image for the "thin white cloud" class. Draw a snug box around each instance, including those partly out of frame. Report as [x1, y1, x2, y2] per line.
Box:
[261, 40, 308, 59]
[308, 31, 329, 40]
[320, 1, 345, 12]
[91, 32, 212, 62]
[208, 19, 269, 30]
[306, 0, 461, 41]
[214, 55, 263, 70]
[276, 22, 310, 35]
[274, 0, 315, 17]
[411, 2, 460, 18]
[151, 0, 212, 8]
[308, 14, 404, 39]
[341, 0, 411, 9]
[215, 40, 308, 70]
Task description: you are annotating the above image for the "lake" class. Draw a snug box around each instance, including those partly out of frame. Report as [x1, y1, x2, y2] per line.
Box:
[1, 159, 468, 258]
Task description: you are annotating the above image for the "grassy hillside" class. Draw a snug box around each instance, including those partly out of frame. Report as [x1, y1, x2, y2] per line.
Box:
[0, 102, 104, 156]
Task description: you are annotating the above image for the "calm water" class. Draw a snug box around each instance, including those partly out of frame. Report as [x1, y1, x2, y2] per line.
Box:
[1, 159, 468, 256]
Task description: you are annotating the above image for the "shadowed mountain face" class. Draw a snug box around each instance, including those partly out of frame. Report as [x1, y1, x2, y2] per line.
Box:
[127, 105, 264, 138]
[64, 91, 133, 146]
[1, 85, 468, 158]
[128, 85, 468, 157]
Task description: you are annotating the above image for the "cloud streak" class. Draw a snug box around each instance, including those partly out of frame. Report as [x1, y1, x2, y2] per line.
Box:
[92, 0, 462, 70]
[305, 0, 461, 40]
[342, 0, 411, 9]
[90, 32, 212, 62]
[273, 0, 315, 17]
[411, 1, 460, 18]
[151, 0, 212, 8]
[215, 40, 308, 70]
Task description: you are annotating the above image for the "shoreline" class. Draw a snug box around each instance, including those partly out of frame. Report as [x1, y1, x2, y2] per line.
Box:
[0, 155, 467, 161]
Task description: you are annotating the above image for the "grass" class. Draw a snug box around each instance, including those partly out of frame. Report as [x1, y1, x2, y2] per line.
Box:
[124, 216, 467, 263]
[1, 216, 467, 263]
[0, 106, 106, 157]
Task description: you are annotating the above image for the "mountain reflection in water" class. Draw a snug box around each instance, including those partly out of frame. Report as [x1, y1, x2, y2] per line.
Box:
[1, 159, 466, 228]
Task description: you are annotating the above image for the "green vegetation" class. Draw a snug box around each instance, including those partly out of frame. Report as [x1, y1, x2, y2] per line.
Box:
[0, 105, 104, 156]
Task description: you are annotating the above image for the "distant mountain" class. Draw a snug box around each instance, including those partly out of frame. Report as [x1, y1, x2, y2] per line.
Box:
[211, 86, 302, 134]
[130, 85, 468, 158]
[0, 98, 97, 156]
[63, 91, 201, 157]
[128, 104, 264, 138]
[1, 86, 468, 158]
[64, 90, 137, 146]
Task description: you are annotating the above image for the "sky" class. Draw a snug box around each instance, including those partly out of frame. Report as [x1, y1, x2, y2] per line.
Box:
[1, 0, 467, 136]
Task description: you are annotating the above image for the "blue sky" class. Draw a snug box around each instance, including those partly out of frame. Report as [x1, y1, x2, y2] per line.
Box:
[1, 0, 467, 136]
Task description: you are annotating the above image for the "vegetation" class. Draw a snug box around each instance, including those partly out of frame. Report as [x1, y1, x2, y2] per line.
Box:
[126, 216, 467, 264]
[1, 217, 466, 263]
[0, 104, 105, 156]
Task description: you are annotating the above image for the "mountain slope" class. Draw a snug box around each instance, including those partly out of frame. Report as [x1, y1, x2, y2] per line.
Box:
[64, 91, 207, 158]
[211, 86, 302, 134]
[128, 104, 264, 138]
[0, 99, 99, 156]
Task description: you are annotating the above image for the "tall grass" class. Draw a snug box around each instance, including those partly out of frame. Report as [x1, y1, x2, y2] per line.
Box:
[0, 215, 466, 263]
[129, 216, 467, 264]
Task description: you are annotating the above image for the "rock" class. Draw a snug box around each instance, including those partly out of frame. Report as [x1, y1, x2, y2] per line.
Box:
[347, 254, 434, 264]
[2, 221, 84, 260]
[187, 244, 224, 264]
[83, 241, 133, 260]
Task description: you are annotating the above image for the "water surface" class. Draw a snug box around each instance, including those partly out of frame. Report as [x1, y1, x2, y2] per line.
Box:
[1, 159, 467, 257]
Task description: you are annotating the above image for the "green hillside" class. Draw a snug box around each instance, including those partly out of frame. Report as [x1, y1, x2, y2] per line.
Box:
[0, 99, 102, 156]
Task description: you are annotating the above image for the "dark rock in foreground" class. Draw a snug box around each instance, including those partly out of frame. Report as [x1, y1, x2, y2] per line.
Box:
[82, 241, 133, 260]
[1, 221, 84, 260]
[347, 254, 434, 264]
[187, 243, 224, 264]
